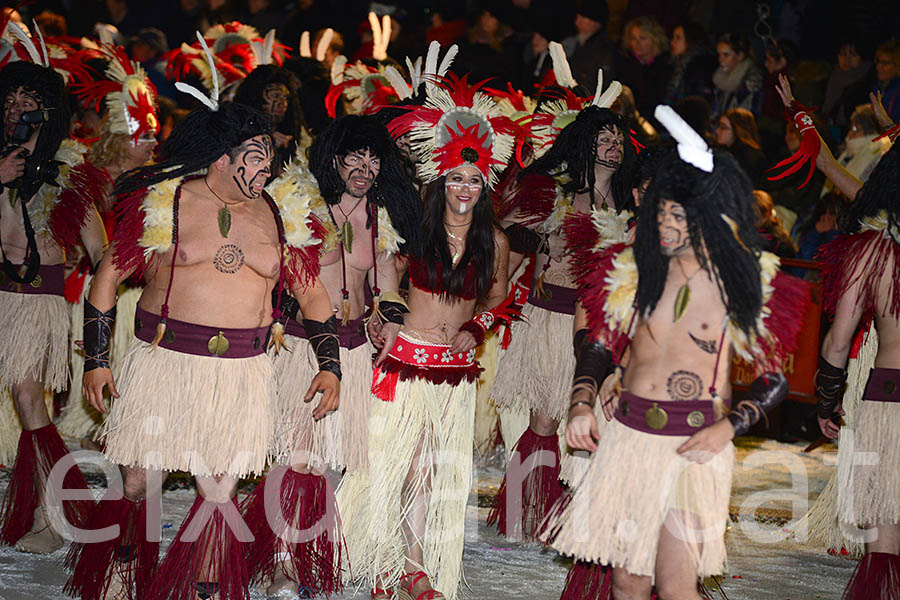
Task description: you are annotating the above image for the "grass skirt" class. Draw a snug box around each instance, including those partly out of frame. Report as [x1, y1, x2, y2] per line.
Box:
[0, 290, 69, 392]
[541, 418, 734, 583]
[58, 282, 140, 440]
[491, 303, 574, 421]
[474, 331, 502, 457]
[271, 333, 372, 473]
[102, 338, 275, 478]
[337, 375, 476, 600]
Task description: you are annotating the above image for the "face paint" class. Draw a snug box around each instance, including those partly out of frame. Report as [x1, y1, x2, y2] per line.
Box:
[261, 83, 290, 122]
[445, 166, 483, 215]
[657, 199, 691, 256]
[335, 150, 381, 199]
[594, 126, 624, 169]
[3, 87, 42, 139]
[230, 135, 275, 199]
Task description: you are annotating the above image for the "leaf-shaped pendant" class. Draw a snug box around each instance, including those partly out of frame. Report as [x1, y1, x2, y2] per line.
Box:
[218, 206, 231, 238]
[341, 219, 354, 253]
[673, 283, 690, 322]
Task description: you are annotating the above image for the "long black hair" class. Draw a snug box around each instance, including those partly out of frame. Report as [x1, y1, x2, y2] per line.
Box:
[116, 101, 272, 196]
[282, 57, 336, 135]
[308, 114, 421, 255]
[526, 105, 636, 212]
[0, 61, 71, 180]
[417, 175, 497, 303]
[839, 142, 900, 235]
[635, 148, 764, 335]
[233, 65, 302, 141]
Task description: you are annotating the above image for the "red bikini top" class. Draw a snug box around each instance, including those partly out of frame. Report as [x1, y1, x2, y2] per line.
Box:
[407, 256, 478, 300]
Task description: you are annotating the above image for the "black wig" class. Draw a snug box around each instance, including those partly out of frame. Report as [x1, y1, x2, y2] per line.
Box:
[233, 65, 302, 141]
[526, 105, 637, 212]
[418, 176, 497, 304]
[282, 57, 336, 136]
[634, 148, 764, 335]
[0, 61, 71, 174]
[116, 101, 272, 196]
[839, 142, 900, 235]
[308, 114, 421, 255]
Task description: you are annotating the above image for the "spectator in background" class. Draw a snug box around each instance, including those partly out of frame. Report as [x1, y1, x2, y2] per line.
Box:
[618, 16, 672, 125]
[426, 4, 468, 47]
[795, 192, 842, 263]
[127, 27, 177, 101]
[456, 6, 518, 88]
[314, 28, 344, 70]
[822, 41, 872, 137]
[523, 23, 554, 91]
[715, 107, 766, 183]
[238, 0, 280, 36]
[664, 21, 716, 105]
[613, 85, 659, 144]
[34, 10, 67, 37]
[754, 190, 798, 258]
[821, 104, 892, 197]
[565, 2, 617, 92]
[759, 39, 798, 155]
[712, 32, 763, 117]
[872, 38, 900, 123]
[674, 95, 713, 143]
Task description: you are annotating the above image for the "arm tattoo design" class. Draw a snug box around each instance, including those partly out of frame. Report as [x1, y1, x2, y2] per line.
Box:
[213, 243, 245, 274]
[689, 332, 718, 354]
[667, 370, 703, 401]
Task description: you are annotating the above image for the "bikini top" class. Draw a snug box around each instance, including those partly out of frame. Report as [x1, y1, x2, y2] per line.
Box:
[407, 256, 478, 301]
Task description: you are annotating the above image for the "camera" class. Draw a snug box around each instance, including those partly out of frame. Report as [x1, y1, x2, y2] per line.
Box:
[2, 108, 62, 189]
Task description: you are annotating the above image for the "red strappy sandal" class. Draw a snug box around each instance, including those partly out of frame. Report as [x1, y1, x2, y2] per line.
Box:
[397, 571, 445, 600]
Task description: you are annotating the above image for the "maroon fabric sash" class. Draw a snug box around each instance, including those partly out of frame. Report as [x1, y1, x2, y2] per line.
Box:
[863, 368, 900, 403]
[284, 314, 368, 350]
[0, 264, 65, 296]
[614, 391, 716, 436]
[527, 282, 578, 315]
[134, 306, 270, 358]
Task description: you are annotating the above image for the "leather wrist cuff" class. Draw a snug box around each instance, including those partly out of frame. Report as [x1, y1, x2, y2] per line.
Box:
[379, 300, 408, 326]
[276, 288, 301, 322]
[572, 332, 612, 397]
[504, 223, 541, 254]
[815, 356, 847, 419]
[727, 372, 788, 436]
[303, 316, 342, 381]
[84, 299, 116, 372]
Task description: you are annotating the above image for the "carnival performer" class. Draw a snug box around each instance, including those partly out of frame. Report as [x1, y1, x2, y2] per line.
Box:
[489, 64, 634, 542]
[239, 114, 421, 597]
[336, 73, 519, 600]
[57, 41, 160, 449]
[772, 73, 900, 597]
[540, 106, 808, 598]
[0, 43, 107, 554]
[65, 38, 338, 600]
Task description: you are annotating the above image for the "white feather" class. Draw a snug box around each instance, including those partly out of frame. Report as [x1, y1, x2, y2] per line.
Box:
[384, 66, 411, 100]
[175, 82, 217, 111]
[368, 13, 383, 60]
[299, 31, 311, 58]
[548, 41, 577, 88]
[330, 55, 347, 84]
[405, 56, 418, 90]
[594, 79, 622, 108]
[437, 44, 458, 77]
[315, 28, 333, 62]
[97, 25, 115, 46]
[654, 105, 713, 172]
[258, 29, 275, 65]
[424, 40, 439, 79]
[32, 21, 49, 67]
[8, 22, 40, 65]
[379, 15, 391, 59]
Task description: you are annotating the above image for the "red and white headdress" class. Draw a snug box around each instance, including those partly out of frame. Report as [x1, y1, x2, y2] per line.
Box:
[72, 42, 159, 145]
[325, 61, 406, 117]
[2, 20, 92, 83]
[388, 74, 522, 189]
[530, 42, 622, 157]
[163, 22, 287, 93]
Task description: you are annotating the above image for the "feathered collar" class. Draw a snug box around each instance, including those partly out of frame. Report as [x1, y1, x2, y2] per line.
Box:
[860, 210, 900, 244]
[23, 138, 88, 234]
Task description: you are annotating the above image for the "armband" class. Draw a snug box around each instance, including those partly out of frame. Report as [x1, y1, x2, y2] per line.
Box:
[727, 372, 788, 436]
[815, 356, 847, 420]
[84, 299, 116, 372]
[302, 316, 342, 381]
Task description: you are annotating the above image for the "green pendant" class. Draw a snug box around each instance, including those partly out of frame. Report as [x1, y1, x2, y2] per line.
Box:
[218, 205, 231, 238]
[340, 219, 354, 253]
[8, 188, 17, 208]
[673, 283, 690, 322]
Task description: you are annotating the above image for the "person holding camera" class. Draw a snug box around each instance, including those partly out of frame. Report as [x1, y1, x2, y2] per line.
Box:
[0, 57, 107, 555]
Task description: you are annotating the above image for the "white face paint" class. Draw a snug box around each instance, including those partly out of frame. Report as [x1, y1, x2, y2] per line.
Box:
[445, 165, 484, 216]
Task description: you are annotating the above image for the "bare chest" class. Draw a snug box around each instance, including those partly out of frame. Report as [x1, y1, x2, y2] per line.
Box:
[320, 206, 375, 272]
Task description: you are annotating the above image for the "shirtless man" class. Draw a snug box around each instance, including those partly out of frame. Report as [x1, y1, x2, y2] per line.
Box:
[489, 103, 636, 541]
[65, 101, 338, 600]
[0, 60, 106, 554]
[241, 114, 421, 597]
[337, 75, 517, 600]
[541, 107, 807, 599]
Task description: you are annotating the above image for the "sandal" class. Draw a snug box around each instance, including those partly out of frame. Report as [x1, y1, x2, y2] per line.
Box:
[397, 571, 445, 600]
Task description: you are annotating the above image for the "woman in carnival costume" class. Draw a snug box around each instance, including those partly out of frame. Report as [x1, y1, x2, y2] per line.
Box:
[336, 72, 521, 600]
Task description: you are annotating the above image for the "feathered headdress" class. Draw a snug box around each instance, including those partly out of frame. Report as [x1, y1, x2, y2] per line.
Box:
[72, 42, 159, 145]
[163, 22, 287, 94]
[2, 20, 92, 83]
[387, 73, 522, 188]
[324, 60, 405, 117]
[653, 105, 713, 172]
[530, 47, 622, 157]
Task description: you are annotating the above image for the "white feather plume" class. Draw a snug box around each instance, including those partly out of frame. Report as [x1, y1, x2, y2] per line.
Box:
[8, 21, 41, 66]
[384, 66, 411, 100]
[174, 31, 219, 111]
[255, 29, 275, 65]
[548, 41, 577, 88]
[97, 24, 115, 46]
[32, 21, 49, 67]
[592, 69, 622, 108]
[299, 31, 311, 58]
[424, 40, 439, 81]
[437, 44, 458, 76]
[315, 28, 333, 62]
[330, 55, 347, 84]
[654, 105, 714, 172]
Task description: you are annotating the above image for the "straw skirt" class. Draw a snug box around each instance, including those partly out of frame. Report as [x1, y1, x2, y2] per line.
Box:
[0, 290, 69, 392]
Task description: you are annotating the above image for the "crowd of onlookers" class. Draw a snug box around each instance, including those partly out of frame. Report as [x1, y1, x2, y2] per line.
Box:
[8, 1, 900, 267]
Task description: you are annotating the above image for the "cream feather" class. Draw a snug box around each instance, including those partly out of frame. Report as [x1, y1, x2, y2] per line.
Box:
[548, 41, 577, 88]
[654, 105, 713, 172]
[315, 28, 334, 62]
